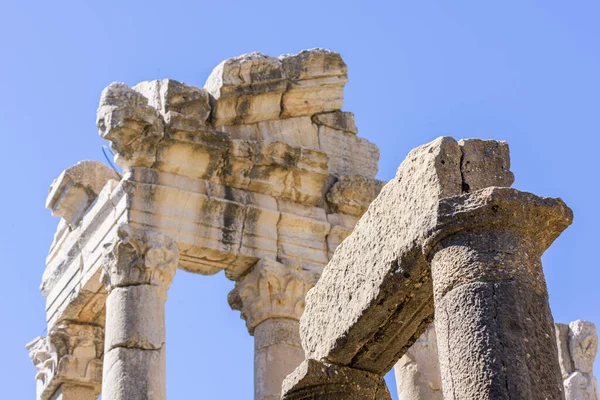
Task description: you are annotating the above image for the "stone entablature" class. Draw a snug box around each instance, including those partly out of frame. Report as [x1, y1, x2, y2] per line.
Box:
[31, 48, 384, 400]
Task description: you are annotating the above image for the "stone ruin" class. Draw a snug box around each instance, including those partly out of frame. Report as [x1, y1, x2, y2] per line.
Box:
[26, 49, 598, 400]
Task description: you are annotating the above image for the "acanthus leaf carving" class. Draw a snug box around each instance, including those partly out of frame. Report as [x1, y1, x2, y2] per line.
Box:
[230, 258, 320, 334]
[26, 321, 104, 400]
[101, 224, 179, 296]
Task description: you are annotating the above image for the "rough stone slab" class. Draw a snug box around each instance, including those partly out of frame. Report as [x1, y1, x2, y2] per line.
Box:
[458, 139, 514, 192]
[299, 135, 517, 376]
[282, 359, 391, 400]
[299, 137, 463, 374]
[313, 111, 358, 134]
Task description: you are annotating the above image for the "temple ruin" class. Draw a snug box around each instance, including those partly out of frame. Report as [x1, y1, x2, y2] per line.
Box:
[27, 49, 598, 400]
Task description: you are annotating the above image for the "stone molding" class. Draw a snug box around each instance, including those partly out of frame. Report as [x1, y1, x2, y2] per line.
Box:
[101, 224, 179, 297]
[229, 259, 320, 334]
[26, 321, 103, 400]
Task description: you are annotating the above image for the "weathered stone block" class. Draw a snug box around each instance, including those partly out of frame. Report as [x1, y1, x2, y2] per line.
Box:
[205, 53, 286, 126]
[133, 79, 212, 132]
[326, 175, 385, 216]
[281, 49, 348, 117]
[458, 138, 514, 191]
[313, 110, 358, 134]
[318, 125, 379, 178]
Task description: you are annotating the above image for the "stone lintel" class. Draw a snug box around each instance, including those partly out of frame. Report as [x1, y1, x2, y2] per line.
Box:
[298, 136, 514, 376]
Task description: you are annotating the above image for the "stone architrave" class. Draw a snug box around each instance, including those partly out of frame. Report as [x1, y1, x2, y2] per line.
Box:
[229, 259, 319, 400]
[424, 187, 572, 399]
[100, 224, 179, 400]
[26, 321, 104, 400]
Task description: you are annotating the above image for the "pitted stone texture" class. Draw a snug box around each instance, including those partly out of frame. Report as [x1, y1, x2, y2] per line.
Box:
[326, 175, 385, 217]
[569, 320, 598, 375]
[97, 83, 165, 169]
[133, 79, 211, 132]
[282, 359, 391, 400]
[300, 136, 464, 374]
[458, 139, 514, 192]
[27, 322, 104, 400]
[312, 111, 358, 134]
[46, 160, 118, 227]
[229, 259, 319, 333]
[426, 187, 573, 400]
[101, 224, 179, 294]
[394, 324, 442, 400]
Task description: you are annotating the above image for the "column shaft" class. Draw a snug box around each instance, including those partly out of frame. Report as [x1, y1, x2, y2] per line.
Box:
[254, 318, 304, 400]
[100, 225, 178, 400]
[431, 230, 564, 399]
[102, 285, 167, 400]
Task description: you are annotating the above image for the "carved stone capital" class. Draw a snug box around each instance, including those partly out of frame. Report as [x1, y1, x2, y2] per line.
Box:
[101, 224, 179, 295]
[229, 259, 319, 334]
[27, 321, 104, 400]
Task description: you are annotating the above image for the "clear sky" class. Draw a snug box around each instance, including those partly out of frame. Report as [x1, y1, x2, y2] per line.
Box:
[1, 1, 599, 398]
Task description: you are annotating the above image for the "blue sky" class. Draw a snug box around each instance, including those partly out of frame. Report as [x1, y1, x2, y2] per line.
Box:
[1, 1, 599, 398]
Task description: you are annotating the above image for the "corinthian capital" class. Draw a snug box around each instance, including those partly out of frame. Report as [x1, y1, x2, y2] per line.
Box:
[229, 259, 320, 334]
[101, 224, 179, 294]
[26, 321, 104, 400]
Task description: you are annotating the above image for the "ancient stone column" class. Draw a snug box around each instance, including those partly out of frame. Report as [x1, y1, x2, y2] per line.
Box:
[100, 224, 179, 400]
[229, 259, 319, 400]
[423, 187, 573, 400]
[26, 321, 103, 400]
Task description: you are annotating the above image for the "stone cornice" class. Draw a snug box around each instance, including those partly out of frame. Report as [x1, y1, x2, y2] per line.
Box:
[26, 321, 104, 400]
[229, 259, 320, 334]
[101, 224, 179, 296]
